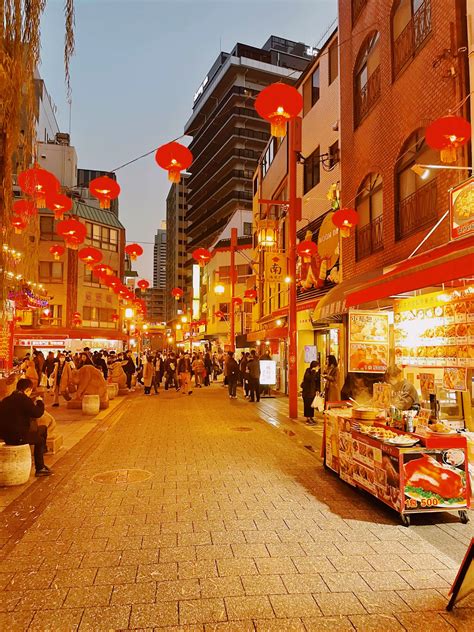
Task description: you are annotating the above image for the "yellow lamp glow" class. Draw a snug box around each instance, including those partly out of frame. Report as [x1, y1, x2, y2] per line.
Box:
[214, 283, 225, 295]
[125, 308, 134, 319]
[181, 316, 188, 323]
[176, 324, 182, 330]
[257, 219, 278, 247]
[276, 319, 282, 326]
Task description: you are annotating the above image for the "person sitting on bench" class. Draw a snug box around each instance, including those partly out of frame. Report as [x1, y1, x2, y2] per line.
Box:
[0, 378, 52, 477]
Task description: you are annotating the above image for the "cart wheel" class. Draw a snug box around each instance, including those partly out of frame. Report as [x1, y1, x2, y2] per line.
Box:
[401, 514, 411, 527]
[459, 510, 470, 524]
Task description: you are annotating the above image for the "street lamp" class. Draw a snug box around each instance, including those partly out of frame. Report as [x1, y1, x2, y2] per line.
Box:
[257, 219, 278, 247]
[214, 283, 225, 295]
[124, 308, 135, 350]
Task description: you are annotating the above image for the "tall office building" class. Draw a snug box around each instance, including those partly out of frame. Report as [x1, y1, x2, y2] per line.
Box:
[184, 36, 312, 251]
[165, 177, 189, 323]
[153, 221, 167, 289]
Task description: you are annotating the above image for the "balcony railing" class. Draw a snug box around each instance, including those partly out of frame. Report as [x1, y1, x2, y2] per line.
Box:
[355, 66, 381, 127]
[393, 0, 431, 78]
[356, 215, 384, 260]
[396, 178, 437, 240]
[352, 0, 367, 25]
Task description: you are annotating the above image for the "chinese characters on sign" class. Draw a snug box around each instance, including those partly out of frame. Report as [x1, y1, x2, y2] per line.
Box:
[264, 253, 287, 284]
[348, 310, 389, 373]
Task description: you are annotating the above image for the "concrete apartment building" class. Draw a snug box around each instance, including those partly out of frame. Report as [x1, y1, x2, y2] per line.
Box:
[165, 177, 189, 324]
[13, 95, 127, 354]
[153, 222, 167, 289]
[250, 28, 340, 392]
[183, 36, 313, 253]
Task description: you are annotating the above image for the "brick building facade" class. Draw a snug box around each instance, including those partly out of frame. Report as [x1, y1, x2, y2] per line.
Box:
[339, 0, 470, 279]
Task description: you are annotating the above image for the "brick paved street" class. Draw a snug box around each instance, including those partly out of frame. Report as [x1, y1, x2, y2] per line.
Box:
[1, 383, 473, 631]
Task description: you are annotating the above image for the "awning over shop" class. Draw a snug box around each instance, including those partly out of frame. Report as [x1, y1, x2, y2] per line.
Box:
[14, 327, 128, 341]
[312, 269, 383, 322]
[247, 326, 288, 342]
[346, 236, 474, 308]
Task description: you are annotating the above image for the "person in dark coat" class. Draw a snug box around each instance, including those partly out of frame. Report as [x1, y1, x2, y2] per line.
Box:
[93, 351, 108, 379]
[226, 351, 240, 399]
[247, 350, 261, 402]
[122, 351, 136, 389]
[203, 352, 212, 387]
[301, 360, 321, 425]
[0, 378, 51, 476]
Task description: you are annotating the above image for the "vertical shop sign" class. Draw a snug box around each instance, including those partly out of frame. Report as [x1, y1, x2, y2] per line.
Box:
[264, 253, 286, 284]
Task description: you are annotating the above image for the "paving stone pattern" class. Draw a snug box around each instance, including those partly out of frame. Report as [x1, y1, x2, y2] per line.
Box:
[0, 385, 473, 631]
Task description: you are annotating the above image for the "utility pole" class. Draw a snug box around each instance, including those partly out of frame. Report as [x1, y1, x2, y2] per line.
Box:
[229, 227, 238, 352]
[288, 117, 302, 419]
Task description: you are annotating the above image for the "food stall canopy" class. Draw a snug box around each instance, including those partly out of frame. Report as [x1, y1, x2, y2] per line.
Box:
[247, 326, 288, 342]
[346, 236, 474, 308]
[312, 270, 383, 322]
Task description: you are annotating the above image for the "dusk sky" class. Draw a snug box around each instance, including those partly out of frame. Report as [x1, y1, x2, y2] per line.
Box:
[40, 0, 337, 278]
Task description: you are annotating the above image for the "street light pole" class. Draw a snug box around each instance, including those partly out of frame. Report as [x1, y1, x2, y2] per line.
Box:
[229, 227, 237, 352]
[288, 117, 302, 419]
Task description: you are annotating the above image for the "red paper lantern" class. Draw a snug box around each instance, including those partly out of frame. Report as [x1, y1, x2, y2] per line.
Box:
[192, 248, 212, 266]
[215, 310, 225, 320]
[103, 275, 121, 291]
[11, 214, 28, 234]
[78, 246, 103, 268]
[46, 192, 73, 219]
[244, 289, 257, 300]
[232, 297, 243, 306]
[13, 200, 37, 217]
[17, 165, 59, 208]
[171, 287, 184, 300]
[56, 217, 87, 249]
[125, 243, 143, 261]
[137, 279, 150, 291]
[155, 142, 193, 183]
[89, 176, 120, 209]
[72, 311, 82, 326]
[92, 263, 113, 278]
[426, 115, 471, 164]
[111, 313, 119, 322]
[49, 244, 65, 261]
[255, 83, 303, 138]
[297, 240, 318, 259]
[332, 208, 359, 238]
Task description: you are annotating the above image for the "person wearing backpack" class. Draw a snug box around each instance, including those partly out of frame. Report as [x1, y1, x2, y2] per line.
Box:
[226, 351, 240, 399]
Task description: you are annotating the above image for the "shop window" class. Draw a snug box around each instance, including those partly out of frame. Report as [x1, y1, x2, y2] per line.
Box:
[39, 261, 63, 283]
[85, 222, 118, 251]
[243, 222, 252, 236]
[303, 65, 320, 116]
[304, 147, 321, 193]
[40, 216, 58, 241]
[392, 0, 431, 79]
[395, 129, 438, 240]
[355, 173, 384, 260]
[82, 306, 117, 328]
[328, 38, 339, 85]
[354, 32, 381, 127]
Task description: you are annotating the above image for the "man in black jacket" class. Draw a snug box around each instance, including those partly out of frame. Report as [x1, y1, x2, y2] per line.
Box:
[122, 350, 136, 389]
[0, 378, 51, 477]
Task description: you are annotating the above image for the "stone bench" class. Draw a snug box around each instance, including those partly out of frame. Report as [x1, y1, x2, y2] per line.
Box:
[0, 443, 32, 486]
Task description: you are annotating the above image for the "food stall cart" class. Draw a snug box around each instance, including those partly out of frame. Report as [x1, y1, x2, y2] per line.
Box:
[324, 407, 470, 526]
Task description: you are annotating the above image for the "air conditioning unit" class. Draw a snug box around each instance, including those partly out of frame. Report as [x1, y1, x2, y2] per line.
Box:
[55, 132, 70, 146]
